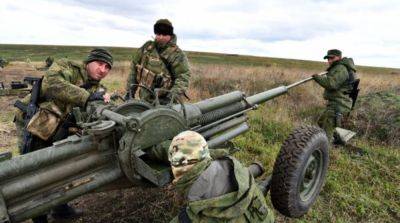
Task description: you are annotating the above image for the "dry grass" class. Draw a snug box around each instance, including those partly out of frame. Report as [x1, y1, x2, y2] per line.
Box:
[104, 60, 400, 105]
[103, 61, 400, 129]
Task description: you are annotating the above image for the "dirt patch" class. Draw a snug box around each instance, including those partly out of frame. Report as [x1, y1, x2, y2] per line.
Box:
[0, 61, 44, 83]
[49, 187, 178, 223]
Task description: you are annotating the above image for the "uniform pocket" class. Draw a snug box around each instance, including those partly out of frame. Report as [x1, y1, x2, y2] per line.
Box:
[27, 108, 61, 140]
[147, 56, 164, 74]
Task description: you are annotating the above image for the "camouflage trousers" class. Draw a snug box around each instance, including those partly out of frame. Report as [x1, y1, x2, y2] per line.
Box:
[317, 104, 350, 141]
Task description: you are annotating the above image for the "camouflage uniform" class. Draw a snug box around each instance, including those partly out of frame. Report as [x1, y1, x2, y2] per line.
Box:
[126, 20, 191, 104]
[14, 49, 112, 223]
[169, 131, 274, 223]
[15, 58, 109, 152]
[313, 56, 356, 140]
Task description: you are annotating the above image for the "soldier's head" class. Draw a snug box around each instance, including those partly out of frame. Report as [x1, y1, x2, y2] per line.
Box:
[168, 130, 211, 183]
[85, 48, 113, 81]
[324, 49, 342, 65]
[154, 19, 173, 45]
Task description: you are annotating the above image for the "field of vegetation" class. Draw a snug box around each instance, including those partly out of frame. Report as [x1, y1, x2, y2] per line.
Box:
[0, 44, 399, 222]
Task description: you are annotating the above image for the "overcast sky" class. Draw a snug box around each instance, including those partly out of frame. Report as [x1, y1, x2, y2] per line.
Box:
[1, 0, 399, 67]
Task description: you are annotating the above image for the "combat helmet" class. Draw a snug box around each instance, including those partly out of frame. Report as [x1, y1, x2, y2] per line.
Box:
[168, 131, 211, 182]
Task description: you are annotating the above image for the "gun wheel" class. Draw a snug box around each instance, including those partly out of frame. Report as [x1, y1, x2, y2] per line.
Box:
[270, 125, 329, 218]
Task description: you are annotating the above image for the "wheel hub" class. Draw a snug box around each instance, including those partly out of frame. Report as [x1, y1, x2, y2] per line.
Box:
[300, 149, 323, 201]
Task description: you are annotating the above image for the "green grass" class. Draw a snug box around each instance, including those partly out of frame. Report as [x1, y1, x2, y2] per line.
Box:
[232, 105, 400, 223]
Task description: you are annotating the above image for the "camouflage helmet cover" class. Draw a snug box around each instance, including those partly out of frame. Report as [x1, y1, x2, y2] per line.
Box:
[168, 130, 210, 167]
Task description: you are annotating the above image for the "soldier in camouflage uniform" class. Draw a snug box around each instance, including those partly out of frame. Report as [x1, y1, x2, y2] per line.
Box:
[14, 48, 113, 223]
[168, 131, 275, 223]
[313, 49, 357, 141]
[126, 19, 191, 104]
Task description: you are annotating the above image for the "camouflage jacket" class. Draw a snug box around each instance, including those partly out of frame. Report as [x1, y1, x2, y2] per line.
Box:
[314, 57, 356, 112]
[127, 35, 191, 101]
[171, 157, 274, 223]
[16, 59, 105, 121]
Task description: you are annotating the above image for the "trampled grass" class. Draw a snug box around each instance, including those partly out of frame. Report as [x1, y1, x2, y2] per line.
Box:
[0, 44, 399, 222]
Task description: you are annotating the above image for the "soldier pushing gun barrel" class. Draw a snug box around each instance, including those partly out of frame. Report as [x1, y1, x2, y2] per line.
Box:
[312, 49, 360, 145]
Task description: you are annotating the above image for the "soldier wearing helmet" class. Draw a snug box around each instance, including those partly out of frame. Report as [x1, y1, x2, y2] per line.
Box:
[125, 19, 191, 104]
[168, 131, 275, 223]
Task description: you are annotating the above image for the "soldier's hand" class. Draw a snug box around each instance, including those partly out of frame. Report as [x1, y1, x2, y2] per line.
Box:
[103, 93, 111, 103]
[88, 92, 105, 102]
[312, 74, 319, 79]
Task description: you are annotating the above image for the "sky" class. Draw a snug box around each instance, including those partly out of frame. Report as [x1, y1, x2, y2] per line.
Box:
[0, 0, 399, 68]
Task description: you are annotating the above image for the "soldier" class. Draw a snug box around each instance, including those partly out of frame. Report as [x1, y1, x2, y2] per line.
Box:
[14, 48, 113, 223]
[126, 19, 191, 104]
[168, 131, 275, 223]
[312, 49, 357, 142]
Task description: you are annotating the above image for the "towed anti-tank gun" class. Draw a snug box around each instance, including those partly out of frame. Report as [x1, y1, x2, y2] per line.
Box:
[0, 74, 330, 222]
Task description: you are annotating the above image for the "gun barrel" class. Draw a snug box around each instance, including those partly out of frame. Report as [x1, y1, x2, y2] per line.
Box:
[201, 116, 248, 139]
[193, 91, 244, 113]
[246, 86, 288, 106]
[208, 122, 249, 149]
[286, 77, 314, 89]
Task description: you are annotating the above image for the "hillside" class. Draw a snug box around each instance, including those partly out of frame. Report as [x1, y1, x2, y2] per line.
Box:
[1, 44, 399, 74]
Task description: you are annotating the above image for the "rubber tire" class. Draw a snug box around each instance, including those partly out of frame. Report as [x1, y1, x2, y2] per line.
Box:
[270, 125, 329, 218]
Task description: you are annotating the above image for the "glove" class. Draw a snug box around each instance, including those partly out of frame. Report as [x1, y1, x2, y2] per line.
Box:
[79, 82, 92, 90]
[87, 92, 105, 102]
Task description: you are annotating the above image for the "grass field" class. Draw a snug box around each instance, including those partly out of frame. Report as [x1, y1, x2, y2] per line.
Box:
[0, 44, 399, 222]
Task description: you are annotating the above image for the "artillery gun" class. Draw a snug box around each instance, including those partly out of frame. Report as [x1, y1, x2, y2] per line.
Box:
[0, 75, 329, 222]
